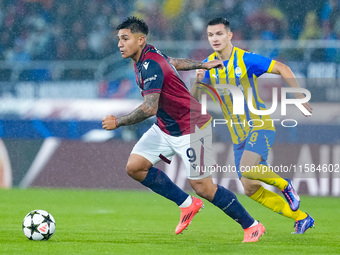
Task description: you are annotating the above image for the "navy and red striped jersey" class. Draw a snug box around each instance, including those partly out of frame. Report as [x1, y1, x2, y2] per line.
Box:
[134, 44, 212, 137]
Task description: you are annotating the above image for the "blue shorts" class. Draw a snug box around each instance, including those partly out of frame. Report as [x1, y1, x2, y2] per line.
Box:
[233, 130, 275, 179]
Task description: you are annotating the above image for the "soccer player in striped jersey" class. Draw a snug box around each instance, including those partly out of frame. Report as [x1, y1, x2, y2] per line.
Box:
[190, 18, 314, 234]
[102, 16, 266, 242]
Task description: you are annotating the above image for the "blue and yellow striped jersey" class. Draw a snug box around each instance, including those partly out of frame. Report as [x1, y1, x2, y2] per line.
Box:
[203, 46, 276, 144]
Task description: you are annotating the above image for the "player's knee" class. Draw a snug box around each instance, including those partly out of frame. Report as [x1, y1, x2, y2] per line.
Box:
[244, 188, 255, 197]
[126, 161, 137, 178]
[193, 183, 217, 201]
[126, 155, 152, 181]
[194, 186, 208, 199]
[243, 183, 261, 197]
[126, 161, 146, 181]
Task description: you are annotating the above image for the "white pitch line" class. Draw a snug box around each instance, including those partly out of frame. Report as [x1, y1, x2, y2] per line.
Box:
[0, 139, 12, 188]
[19, 137, 60, 188]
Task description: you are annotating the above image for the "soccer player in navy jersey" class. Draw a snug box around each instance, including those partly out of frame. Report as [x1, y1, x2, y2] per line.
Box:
[102, 16, 265, 242]
[189, 17, 314, 234]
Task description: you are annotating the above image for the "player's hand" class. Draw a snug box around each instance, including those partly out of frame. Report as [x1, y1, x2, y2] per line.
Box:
[102, 115, 118, 130]
[295, 93, 313, 117]
[195, 69, 205, 83]
[202, 59, 224, 70]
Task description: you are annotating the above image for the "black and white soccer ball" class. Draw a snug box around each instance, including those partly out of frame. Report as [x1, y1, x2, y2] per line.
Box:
[22, 210, 56, 240]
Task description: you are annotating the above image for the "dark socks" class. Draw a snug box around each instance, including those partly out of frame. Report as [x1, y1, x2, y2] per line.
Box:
[211, 185, 254, 229]
[141, 167, 189, 206]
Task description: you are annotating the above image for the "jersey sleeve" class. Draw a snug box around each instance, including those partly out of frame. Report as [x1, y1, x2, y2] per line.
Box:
[243, 52, 276, 77]
[141, 59, 164, 96]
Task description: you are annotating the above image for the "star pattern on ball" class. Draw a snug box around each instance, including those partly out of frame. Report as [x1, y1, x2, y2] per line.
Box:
[27, 223, 39, 237]
[42, 213, 53, 224]
[22, 210, 56, 241]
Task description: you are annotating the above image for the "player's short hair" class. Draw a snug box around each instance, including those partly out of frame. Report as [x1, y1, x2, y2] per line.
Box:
[207, 18, 231, 30]
[117, 16, 149, 35]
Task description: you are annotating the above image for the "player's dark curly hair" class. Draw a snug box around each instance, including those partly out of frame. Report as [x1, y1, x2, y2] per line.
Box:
[117, 16, 149, 35]
[207, 18, 231, 30]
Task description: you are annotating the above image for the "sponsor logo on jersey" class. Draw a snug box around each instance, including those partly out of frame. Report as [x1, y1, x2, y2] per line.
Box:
[144, 74, 157, 84]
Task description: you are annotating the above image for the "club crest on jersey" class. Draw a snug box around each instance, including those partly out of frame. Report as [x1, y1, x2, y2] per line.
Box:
[235, 66, 242, 77]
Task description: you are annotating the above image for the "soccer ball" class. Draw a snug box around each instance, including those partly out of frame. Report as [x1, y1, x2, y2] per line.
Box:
[22, 210, 56, 240]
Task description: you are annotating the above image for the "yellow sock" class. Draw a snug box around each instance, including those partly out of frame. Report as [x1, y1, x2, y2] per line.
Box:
[241, 164, 288, 190]
[250, 186, 307, 221]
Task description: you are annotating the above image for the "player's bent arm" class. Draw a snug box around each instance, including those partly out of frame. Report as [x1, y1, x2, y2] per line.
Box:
[169, 57, 223, 71]
[169, 57, 204, 70]
[116, 93, 160, 127]
[271, 61, 306, 96]
[271, 61, 300, 89]
[270, 61, 312, 115]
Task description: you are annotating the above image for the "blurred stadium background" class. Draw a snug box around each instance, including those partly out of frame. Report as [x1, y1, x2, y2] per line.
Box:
[0, 0, 339, 196]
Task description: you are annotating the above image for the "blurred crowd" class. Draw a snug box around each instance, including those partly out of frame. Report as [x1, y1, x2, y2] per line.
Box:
[0, 0, 339, 62]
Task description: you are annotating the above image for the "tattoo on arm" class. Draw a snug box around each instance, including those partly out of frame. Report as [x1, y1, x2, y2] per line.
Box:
[170, 58, 204, 71]
[116, 93, 160, 126]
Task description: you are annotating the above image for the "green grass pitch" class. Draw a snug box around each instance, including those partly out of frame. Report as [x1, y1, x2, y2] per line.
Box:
[0, 188, 339, 255]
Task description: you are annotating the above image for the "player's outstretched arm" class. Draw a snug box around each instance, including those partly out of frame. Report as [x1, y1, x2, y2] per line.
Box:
[270, 61, 313, 116]
[169, 57, 224, 71]
[102, 93, 160, 130]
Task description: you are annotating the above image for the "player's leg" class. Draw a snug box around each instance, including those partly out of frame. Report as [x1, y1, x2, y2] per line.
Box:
[127, 124, 192, 209]
[156, 126, 208, 234]
[248, 176, 315, 234]
[189, 177, 265, 242]
[236, 130, 311, 225]
[175, 124, 265, 242]
[241, 177, 306, 221]
[239, 149, 288, 191]
[239, 130, 300, 211]
[241, 153, 300, 212]
[238, 154, 313, 232]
